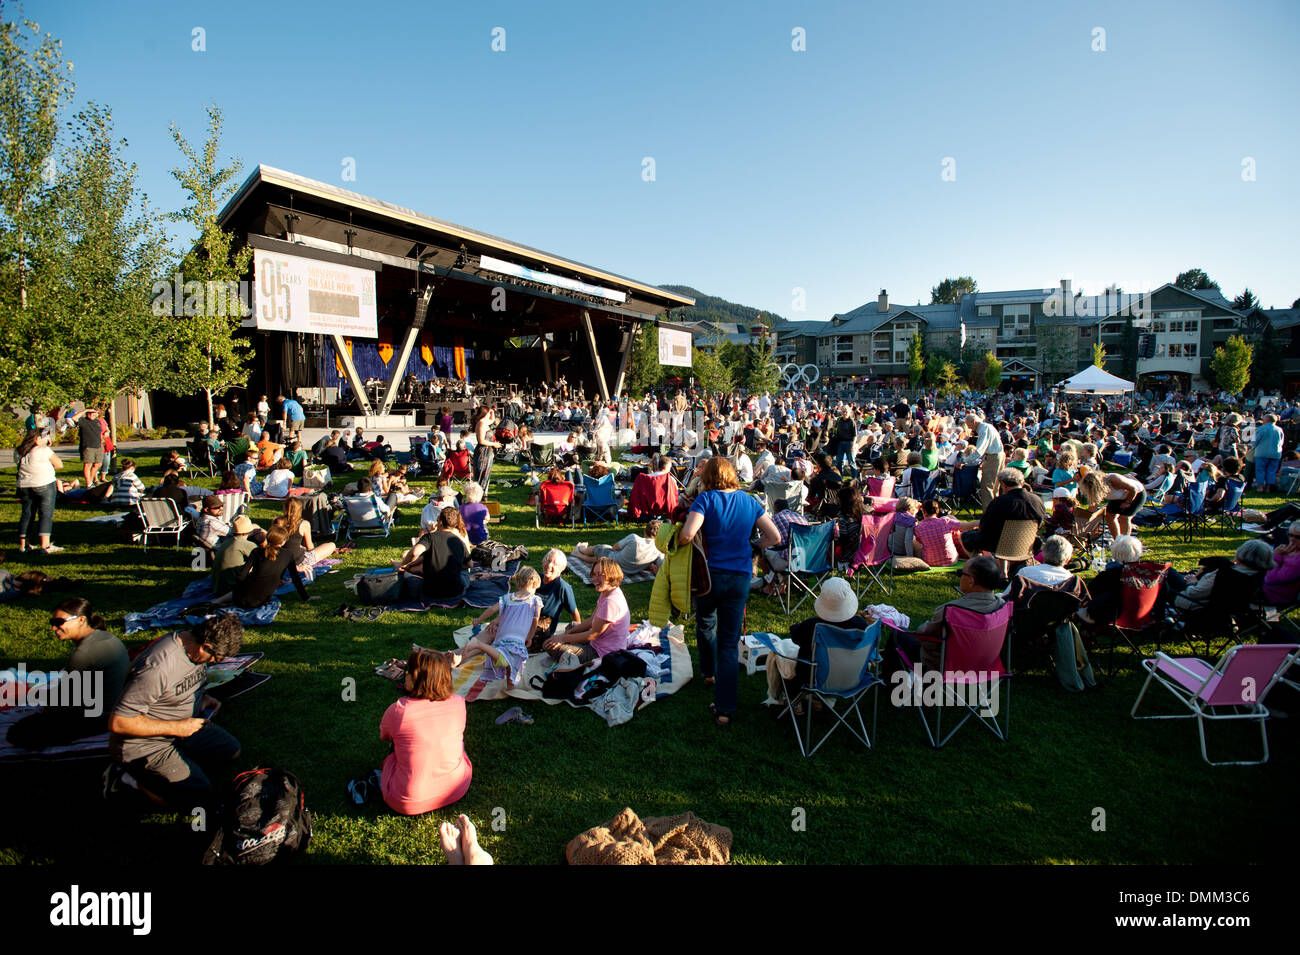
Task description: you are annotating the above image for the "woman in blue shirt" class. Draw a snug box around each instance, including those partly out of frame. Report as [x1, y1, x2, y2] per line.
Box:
[679, 457, 780, 725]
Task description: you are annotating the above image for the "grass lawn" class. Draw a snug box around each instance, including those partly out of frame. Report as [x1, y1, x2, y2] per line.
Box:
[1, 451, 1296, 865]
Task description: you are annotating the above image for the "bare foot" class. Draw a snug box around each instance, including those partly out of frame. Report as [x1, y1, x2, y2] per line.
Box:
[439, 821, 464, 865]
[457, 814, 494, 865]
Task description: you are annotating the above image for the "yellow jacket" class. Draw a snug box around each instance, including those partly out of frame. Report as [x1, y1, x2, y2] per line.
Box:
[649, 520, 692, 627]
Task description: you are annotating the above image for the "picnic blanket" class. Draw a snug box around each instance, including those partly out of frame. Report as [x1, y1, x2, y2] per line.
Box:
[566, 807, 732, 865]
[444, 622, 692, 723]
[0, 652, 263, 762]
[123, 559, 341, 634]
[80, 512, 127, 524]
[567, 558, 657, 587]
[343, 560, 520, 612]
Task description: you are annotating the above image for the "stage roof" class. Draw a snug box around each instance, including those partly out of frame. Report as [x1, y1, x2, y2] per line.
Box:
[217, 166, 693, 323]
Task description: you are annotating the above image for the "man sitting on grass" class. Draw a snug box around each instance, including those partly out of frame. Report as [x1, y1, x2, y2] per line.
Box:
[569, 520, 665, 579]
[106, 614, 244, 810]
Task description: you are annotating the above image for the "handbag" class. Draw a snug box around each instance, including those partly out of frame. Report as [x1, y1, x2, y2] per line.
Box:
[357, 568, 400, 605]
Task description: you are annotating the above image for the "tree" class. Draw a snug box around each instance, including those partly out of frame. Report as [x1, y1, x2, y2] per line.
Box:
[166, 103, 255, 425]
[625, 324, 665, 395]
[968, 353, 989, 390]
[984, 351, 1003, 391]
[742, 336, 780, 394]
[1249, 323, 1283, 394]
[936, 360, 960, 397]
[0, 7, 76, 408]
[1038, 324, 1077, 380]
[1117, 316, 1139, 383]
[1231, 287, 1259, 312]
[691, 339, 734, 397]
[906, 331, 925, 387]
[930, 276, 977, 305]
[31, 103, 173, 413]
[1209, 334, 1253, 395]
[1092, 342, 1107, 369]
[1174, 268, 1220, 292]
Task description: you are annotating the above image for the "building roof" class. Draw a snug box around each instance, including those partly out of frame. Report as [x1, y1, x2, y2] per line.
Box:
[1262, 308, 1300, 330]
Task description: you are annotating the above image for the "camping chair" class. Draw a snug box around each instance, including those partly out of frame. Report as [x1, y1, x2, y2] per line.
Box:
[441, 449, 473, 481]
[763, 479, 806, 517]
[1063, 507, 1108, 571]
[1213, 479, 1246, 532]
[536, 480, 576, 528]
[217, 491, 249, 524]
[1131, 643, 1300, 765]
[751, 622, 884, 757]
[187, 439, 216, 478]
[624, 472, 677, 520]
[847, 513, 894, 597]
[1102, 560, 1170, 674]
[1169, 480, 1209, 543]
[1170, 563, 1268, 658]
[779, 521, 837, 614]
[580, 472, 618, 528]
[991, 519, 1039, 580]
[942, 464, 980, 513]
[225, 436, 251, 462]
[865, 475, 895, 500]
[1011, 581, 1096, 692]
[906, 467, 931, 500]
[885, 602, 1014, 748]
[136, 499, 190, 552]
[341, 494, 394, 540]
[917, 469, 946, 506]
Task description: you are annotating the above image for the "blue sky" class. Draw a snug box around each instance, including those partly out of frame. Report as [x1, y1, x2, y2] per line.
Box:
[19, 0, 1300, 316]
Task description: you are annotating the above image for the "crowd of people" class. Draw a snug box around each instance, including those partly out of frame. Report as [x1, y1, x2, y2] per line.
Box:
[8, 377, 1300, 851]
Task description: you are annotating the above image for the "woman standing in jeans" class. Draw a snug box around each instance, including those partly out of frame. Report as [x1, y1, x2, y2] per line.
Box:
[678, 457, 780, 725]
[471, 406, 501, 494]
[17, 429, 64, 554]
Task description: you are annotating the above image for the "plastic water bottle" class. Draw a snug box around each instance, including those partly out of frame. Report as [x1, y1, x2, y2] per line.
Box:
[1091, 550, 1107, 573]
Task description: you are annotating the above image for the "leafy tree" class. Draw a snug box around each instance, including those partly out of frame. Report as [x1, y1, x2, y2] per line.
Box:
[691, 338, 734, 397]
[32, 103, 173, 414]
[166, 103, 255, 425]
[1249, 323, 1283, 394]
[1174, 268, 1220, 292]
[0, 7, 75, 408]
[1038, 325, 1077, 379]
[1209, 334, 1252, 395]
[984, 351, 1003, 390]
[936, 360, 960, 397]
[625, 324, 665, 395]
[930, 276, 977, 305]
[1231, 287, 1259, 311]
[906, 331, 925, 387]
[1092, 342, 1107, 369]
[968, 354, 988, 390]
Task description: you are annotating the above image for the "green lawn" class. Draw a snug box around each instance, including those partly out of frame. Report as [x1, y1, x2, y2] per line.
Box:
[1, 452, 1296, 865]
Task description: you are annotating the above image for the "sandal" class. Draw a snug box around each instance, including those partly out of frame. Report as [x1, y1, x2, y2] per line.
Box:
[709, 703, 732, 726]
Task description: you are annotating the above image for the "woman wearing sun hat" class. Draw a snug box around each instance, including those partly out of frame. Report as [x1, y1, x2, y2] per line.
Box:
[786, 577, 873, 716]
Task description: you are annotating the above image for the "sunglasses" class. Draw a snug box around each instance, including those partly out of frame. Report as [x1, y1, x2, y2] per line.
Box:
[49, 615, 79, 627]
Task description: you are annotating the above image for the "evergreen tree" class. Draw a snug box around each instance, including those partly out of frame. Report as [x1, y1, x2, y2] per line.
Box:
[625, 323, 665, 395]
[1174, 268, 1220, 292]
[691, 339, 734, 397]
[930, 276, 978, 305]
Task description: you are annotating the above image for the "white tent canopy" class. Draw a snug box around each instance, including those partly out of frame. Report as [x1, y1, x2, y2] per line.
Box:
[1056, 365, 1134, 394]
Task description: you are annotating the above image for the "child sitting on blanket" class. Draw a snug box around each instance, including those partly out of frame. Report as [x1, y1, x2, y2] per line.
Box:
[455, 566, 542, 685]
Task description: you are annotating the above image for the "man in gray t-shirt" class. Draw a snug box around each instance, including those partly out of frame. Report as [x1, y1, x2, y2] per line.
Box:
[108, 616, 243, 808]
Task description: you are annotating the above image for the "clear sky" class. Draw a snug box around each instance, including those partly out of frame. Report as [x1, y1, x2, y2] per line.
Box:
[17, 0, 1300, 316]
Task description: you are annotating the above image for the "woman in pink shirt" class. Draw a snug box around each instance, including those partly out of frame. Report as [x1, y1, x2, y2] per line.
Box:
[380, 649, 472, 816]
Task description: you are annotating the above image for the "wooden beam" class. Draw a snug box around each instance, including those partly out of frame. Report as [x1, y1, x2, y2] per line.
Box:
[332, 333, 373, 415]
[580, 309, 610, 401]
[379, 323, 421, 415]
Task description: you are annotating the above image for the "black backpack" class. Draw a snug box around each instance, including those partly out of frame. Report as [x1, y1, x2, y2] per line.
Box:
[202, 768, 314, 865]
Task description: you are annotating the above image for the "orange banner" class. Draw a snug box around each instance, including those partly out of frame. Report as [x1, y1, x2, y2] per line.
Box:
[420, 331, 434, 366]
[378, 327, 394, 366]
[334, 338, 353, 376]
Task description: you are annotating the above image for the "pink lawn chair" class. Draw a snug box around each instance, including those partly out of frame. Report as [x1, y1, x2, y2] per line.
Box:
[885, 602, 1014, 747]
[846, 512, 895, 597]
[1130, 643, 1300, 765]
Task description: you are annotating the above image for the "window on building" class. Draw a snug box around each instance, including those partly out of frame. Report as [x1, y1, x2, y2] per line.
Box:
[1168, 343, 1183, 358]
[894, 350, 906, 363]
[835, 336, 853, 364]
[978, 305, 992, 317]
[1151, 321, 1166, 333]
[1185, 344, 1197, 357]
[1080, 327, 1092, 338]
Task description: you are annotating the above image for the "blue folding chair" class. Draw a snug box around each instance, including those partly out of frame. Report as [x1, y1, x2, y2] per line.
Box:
[1214, 479, 1246, 532]
[943, 464, 980, 514]
[1171, 480, 1208, 543]
[781, 521, 837, 613]
[918, 469, 946, 505]
[752, 622, 883, 756]
[580, 472, 618, 527]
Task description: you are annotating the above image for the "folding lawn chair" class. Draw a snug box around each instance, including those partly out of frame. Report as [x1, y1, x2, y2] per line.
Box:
[864, 475, 895, 500]
[217, 491, 249, 525]
[752, 622, 884, 757]
[624, 472, 677, 520]
[342, 494, 394, 540]
[187, 439, 217, 478]
[1214, 479, 1246, 532]
[885, 602, 1014, 748]
[1131, 643, 1300, 765]
[536, 480, 576, 528]
[763, 479, 805, 517]
[991, 519, 1039, 580]
[1169, 480, 1209, 543]
[580, 472, 618, 527]
[1101, 560, 1170, 674]
[780, 521, 837, 614]
[943, 464, 980, 513]
[847, 513, 894, 597]
[136, 498, 190, 552]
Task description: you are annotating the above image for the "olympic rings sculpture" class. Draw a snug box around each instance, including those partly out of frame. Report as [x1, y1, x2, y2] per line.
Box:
[777, 362, 820, 387]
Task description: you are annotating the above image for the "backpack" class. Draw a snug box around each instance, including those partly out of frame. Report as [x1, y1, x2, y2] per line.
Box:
[302, 491, 336, 542]
[202, 768, 313, 865]
[358, 568, 401, 604]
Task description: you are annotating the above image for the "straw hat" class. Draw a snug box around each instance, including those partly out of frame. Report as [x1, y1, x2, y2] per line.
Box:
[813, 577, 859, 623]
[232, 515, 255, 535]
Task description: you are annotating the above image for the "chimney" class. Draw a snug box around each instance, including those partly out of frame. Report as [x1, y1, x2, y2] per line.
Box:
[877, 289, 889, 313]
[1060, 278, 1071, 294]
